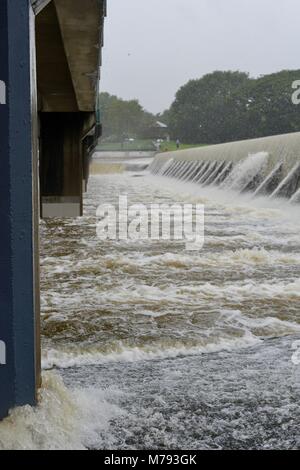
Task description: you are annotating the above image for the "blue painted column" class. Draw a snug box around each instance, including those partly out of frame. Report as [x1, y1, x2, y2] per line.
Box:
[0, 0, 41, 419]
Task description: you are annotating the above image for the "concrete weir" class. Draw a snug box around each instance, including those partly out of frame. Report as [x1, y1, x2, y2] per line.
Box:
[150, 132, 300, 201]
[90, 151, 155, 174]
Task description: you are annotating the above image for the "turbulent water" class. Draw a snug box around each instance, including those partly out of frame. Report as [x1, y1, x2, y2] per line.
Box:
[1, 162, 300, 450]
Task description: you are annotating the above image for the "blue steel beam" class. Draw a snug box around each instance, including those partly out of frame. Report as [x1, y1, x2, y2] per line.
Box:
[0, 0, 40, 420]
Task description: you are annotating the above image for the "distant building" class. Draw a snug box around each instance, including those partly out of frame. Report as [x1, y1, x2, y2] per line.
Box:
[152, 121, 170, 141]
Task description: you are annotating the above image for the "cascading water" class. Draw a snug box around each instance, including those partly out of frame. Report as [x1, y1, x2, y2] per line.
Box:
[180, 162, 194, 180]
[173, 162, 186, 178]
[200, 161, 219, 185]
[150, 131, 300, 201]
[272, 163, 300, 199]
[189, 162, 205, 182]
[214, 162, 233, 185]
[222, 152, 269, 192]
[183, 162, 198, 181]
[254, 162, 283, 197]
[194, 162, 211, 182]
[291, 187, 300, 203]
[168, 161, 180, 177]
[1, 145, 300, 450]
[203, 161, 226, 186]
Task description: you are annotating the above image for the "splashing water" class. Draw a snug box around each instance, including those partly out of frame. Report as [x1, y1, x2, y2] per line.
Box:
[1, 158, 300, 450]
[221, 152, 269, 192]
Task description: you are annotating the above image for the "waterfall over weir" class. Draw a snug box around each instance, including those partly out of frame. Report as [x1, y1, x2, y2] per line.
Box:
[149, 132, 300, 201]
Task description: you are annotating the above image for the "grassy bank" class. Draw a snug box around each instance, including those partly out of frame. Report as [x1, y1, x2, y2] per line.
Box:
[96, 140, 207, 153]
[96, 140, 156, 152]
[159, 141, 207, 152]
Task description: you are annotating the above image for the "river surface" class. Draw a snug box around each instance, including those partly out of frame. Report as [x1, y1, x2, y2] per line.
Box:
[1, 165, 300, 450]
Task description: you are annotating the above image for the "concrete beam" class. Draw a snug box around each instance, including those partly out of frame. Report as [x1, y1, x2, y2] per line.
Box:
[36, 2, 78, 112]
[54, 0, 104, 111]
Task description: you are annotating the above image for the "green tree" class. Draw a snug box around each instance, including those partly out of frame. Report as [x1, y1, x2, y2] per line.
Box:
[168, 71, 250, 144]
[167, 69, 300, 144]
[99, 92, 156, 140]
[232, 70, 300, 139]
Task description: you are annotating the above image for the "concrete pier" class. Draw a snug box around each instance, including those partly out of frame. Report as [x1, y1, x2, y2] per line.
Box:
[36, 0, 105, 217]
[0, 0, 40, 420]
[0, 0, 106, 420]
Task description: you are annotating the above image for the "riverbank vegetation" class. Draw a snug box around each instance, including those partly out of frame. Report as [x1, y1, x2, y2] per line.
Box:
[99, 69, 300, 147]
[166, 70, 300, 144]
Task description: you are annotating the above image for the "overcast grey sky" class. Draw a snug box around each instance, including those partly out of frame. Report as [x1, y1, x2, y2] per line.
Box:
[100, 0, 300, 114]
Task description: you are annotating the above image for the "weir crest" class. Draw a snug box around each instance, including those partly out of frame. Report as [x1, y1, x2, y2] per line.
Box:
[149, 132, 300, 201]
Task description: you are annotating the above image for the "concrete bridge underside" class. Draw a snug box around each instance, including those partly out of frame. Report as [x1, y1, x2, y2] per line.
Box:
[36, 0, 105, 217]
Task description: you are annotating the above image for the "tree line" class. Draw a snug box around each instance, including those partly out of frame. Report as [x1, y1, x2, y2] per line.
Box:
[166, 70, 300, 144]
[99, 92, 156, 141]
[99, 69, 300, 145]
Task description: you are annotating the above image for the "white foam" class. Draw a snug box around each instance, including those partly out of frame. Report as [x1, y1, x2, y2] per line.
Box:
[42, 333, 262, 370]
[149, 174, 300, 227]
[222, 152, 269, 191]
[217, 309, 300, 336]
[0, 373, 122, 450]
[99, 248, 300, 271]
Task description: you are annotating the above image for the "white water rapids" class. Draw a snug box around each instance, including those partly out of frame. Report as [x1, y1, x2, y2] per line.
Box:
[1, 159, 300, 450]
